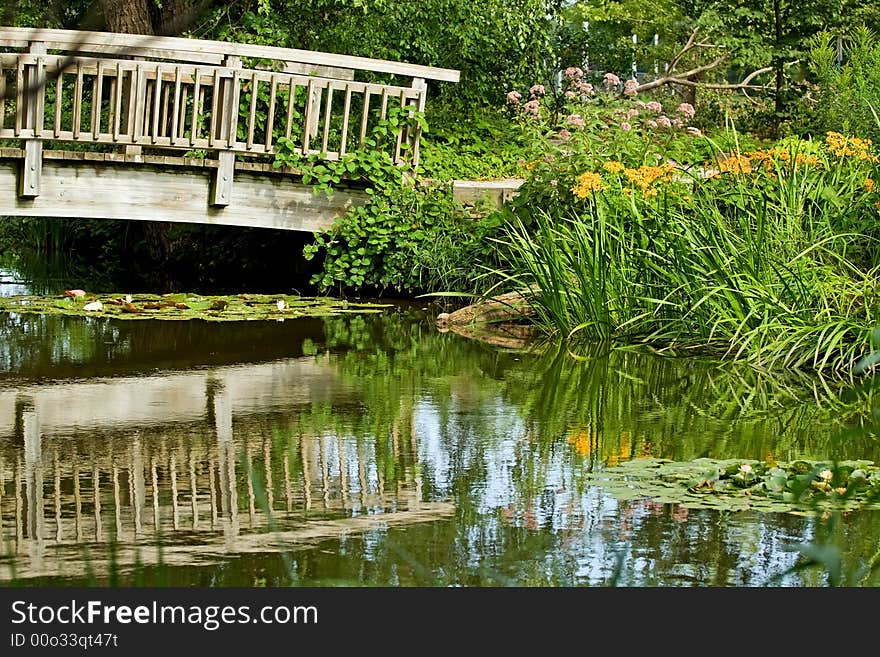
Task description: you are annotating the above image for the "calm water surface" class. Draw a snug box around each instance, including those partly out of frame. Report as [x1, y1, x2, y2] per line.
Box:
[1, 305, 879, 587]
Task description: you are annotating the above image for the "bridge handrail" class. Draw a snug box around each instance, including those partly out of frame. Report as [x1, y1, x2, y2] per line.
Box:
[0, 27, 461, 82]
[0, 27, 460, 205]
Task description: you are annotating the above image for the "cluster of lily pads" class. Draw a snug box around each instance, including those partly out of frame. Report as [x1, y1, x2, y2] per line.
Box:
[585, 457, 880, 515]
[0, 293, 392, 321]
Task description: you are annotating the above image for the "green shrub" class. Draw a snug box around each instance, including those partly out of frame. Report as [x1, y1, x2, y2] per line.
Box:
[808, 26, 880, 143]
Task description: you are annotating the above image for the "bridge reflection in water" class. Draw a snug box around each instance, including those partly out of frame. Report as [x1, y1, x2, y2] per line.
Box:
[0, 358, 445, 582]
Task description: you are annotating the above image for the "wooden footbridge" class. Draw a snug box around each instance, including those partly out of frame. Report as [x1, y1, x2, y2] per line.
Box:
[0, 27, 460, 232]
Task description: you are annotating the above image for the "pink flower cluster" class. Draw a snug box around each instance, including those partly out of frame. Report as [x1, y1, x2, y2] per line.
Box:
[506, 90, 522, 106]
[566, 114, 585, 128]
[523, 99, 540, 116]
[529, 84, 545, 98]
[676, 102, 696, 120]
[623, 79, 639, 96]
[603, 72, 621, 89]
[645, 101, 663, 113]
[564, 66, 584, 80]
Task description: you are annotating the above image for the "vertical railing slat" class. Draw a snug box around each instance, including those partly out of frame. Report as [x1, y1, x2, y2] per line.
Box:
[302, 79, 314, 155]
[339, 84, 352, 157]
[72, 62, 83, 140]
[284, 80, 296, 141]
[151, 64, 162, 143]
[246, 74, 258, 150]
[171, 65, 182, 145]
[208, 69, 219, 147]
[53, 68, 63, 137]
[227, 68, 240, 148]
[265, 74, 277, 150]
[112, 62, 123, 140]
[379, 89, 388, 120]
[190, 67, 202, 145]
[358, 90, 371, 147]
[393, 89, 406, 164]
[92, 61, 104, 139]
[409, 78, 427, 170]
[321, 83, 333, 154]
[0, 65, 5, 130]
[14, 60, 24, 136]
[179, 86, 188, 140]
[160, 80, 170, 138]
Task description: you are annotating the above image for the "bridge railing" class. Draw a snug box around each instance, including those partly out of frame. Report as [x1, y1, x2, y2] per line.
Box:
[0, 27, 460, 204]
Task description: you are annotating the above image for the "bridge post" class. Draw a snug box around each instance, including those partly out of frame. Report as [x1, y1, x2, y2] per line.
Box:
[211, 55, 241, 206]
[20, 41, 45, 197]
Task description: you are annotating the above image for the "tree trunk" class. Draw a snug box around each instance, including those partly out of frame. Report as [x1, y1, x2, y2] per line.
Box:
[154, 0, 198, 35]
[773, 0, 783, 133]
[99, 0, 154, 35]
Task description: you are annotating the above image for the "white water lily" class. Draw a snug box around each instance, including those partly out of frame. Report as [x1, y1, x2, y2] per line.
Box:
[819, 469, 833, 481]
[739, 464, 753, 474]
[83, 300, 103, 311]
[276, 299, 286, 311]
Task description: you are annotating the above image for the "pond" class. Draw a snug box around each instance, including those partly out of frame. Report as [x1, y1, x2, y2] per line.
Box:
[1, 298, 880, 587]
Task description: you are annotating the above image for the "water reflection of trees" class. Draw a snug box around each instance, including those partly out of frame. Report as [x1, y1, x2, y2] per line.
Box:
[2, 309, 879, 585]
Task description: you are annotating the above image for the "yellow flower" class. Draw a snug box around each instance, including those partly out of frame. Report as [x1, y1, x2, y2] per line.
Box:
[603, 160, 624, 173]
[571, 171, 606, 198]
[866, 178, 875, 193]
[718, 154, 752, 175]
[826, 131, 877, 160]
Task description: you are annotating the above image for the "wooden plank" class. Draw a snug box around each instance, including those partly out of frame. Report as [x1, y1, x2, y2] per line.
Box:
[227, 67, 241, 148]
[0, 159, 369, 232]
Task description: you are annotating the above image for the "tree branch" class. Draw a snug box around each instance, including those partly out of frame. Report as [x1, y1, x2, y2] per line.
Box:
[635, 57, 726, 92]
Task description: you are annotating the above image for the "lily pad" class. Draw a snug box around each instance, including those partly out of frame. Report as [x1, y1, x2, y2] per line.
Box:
[0, 293, 393, 322]
[585, 457, 880, 515]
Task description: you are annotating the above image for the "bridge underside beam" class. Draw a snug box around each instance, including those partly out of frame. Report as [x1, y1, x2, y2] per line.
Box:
[0, 155, 366, 232]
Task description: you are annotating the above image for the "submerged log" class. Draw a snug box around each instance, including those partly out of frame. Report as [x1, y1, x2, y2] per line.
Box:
[435, 290, 534, 328]
[435, 290, 537, 349]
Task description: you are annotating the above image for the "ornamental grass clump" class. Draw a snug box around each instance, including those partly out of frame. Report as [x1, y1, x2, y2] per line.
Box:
[497, 129, 880, 376]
